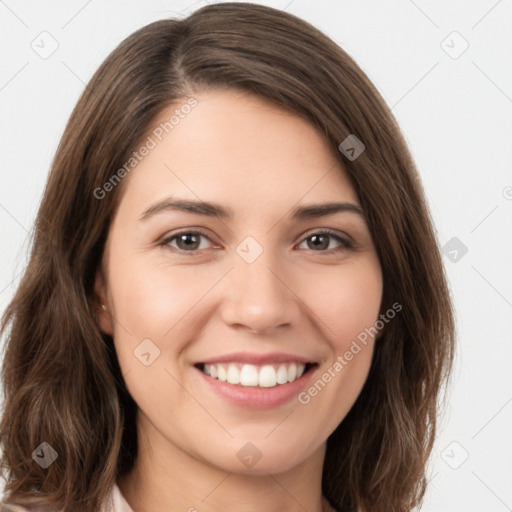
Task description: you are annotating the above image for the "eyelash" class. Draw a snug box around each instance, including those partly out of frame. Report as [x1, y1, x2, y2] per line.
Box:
[159, 228, 353, 255]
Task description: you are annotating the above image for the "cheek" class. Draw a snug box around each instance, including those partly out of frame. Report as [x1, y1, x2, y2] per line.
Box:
[297, 256, 381, 411]
[107, 250, 223, 367]
[106, 252, 210, 414]
[309, 258, 383, 351]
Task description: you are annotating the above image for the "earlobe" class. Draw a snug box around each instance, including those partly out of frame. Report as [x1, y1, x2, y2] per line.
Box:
[93, 270, 114, 335]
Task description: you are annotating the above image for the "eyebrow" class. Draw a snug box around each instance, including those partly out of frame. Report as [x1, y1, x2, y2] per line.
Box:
[139, 197, 366, 222]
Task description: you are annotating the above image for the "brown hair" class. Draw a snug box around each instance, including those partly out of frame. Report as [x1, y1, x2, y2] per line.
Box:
[0, 3, 455, 511]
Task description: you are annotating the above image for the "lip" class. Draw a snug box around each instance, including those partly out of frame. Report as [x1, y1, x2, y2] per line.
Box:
[197, 351, 314, 366]
[194, 359, 319, 410]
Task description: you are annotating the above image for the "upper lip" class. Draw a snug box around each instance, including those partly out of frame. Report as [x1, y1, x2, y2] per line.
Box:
[197, 352, 315, 365]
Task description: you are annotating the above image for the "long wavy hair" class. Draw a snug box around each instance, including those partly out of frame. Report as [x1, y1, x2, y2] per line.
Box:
[0, 3, 455, 511]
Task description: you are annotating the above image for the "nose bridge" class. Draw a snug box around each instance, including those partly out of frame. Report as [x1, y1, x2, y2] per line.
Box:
[221, 236, 300, 333]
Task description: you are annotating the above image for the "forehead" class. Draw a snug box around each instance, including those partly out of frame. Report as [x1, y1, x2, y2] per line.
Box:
[116, 88, 359, 216]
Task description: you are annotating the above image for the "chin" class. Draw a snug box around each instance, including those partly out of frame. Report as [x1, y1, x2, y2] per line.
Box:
[202, 438, 320, 476]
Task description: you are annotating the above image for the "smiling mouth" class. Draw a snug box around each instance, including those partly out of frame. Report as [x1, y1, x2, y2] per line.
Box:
[195, 362, 317, 388]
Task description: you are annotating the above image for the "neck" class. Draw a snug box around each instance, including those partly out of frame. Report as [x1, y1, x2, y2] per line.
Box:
[117, 411, 334, 512]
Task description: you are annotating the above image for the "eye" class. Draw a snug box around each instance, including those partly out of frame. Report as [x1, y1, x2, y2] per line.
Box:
[161, 230, 213, 253]
[297, 229, 353, 252]
[160, 228, 353, 254]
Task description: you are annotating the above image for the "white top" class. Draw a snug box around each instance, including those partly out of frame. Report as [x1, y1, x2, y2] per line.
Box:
[103, 482, 135, 512]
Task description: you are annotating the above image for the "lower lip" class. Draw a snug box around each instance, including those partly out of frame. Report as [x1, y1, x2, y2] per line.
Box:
[196, 366, 316, 410]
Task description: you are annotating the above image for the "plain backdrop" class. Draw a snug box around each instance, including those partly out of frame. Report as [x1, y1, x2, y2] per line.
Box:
[1, 0, 511, 510]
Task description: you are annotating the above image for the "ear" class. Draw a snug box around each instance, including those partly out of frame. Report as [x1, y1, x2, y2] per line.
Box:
[93, 269, 114, 335]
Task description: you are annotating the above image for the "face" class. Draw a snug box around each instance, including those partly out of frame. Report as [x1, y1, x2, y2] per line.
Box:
[95, 88, 383, 475]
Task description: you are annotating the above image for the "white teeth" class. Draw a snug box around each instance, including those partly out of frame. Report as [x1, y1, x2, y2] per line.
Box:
[201, 362, 309, 388]
[276, 364, 288, 384]
[227, 364, 240, 384]
[258, 365, 277, 387]
[217, 365, 227, 382]
[240, 364, 259, 386]
[287, 363, 297, 382]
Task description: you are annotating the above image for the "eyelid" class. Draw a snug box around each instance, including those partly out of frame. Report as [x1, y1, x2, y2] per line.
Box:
[300, 227, 353, 246]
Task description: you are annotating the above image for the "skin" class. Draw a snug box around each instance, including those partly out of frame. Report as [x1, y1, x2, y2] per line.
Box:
[95, 88, 383, 512]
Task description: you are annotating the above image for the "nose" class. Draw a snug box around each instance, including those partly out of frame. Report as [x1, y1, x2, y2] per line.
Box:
[219, 247, 302, 335]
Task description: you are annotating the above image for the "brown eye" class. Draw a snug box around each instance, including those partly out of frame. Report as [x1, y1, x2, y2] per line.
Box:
[299, 230, 352, 252]
[160, 229, 352, 255]
[161, 231, 212, 253]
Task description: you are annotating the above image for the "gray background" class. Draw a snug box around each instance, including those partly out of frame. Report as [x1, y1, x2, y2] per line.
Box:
[1, 0, 511, 509]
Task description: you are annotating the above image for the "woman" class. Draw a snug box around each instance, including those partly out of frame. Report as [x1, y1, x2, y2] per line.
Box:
[0, 3, 455, 511]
